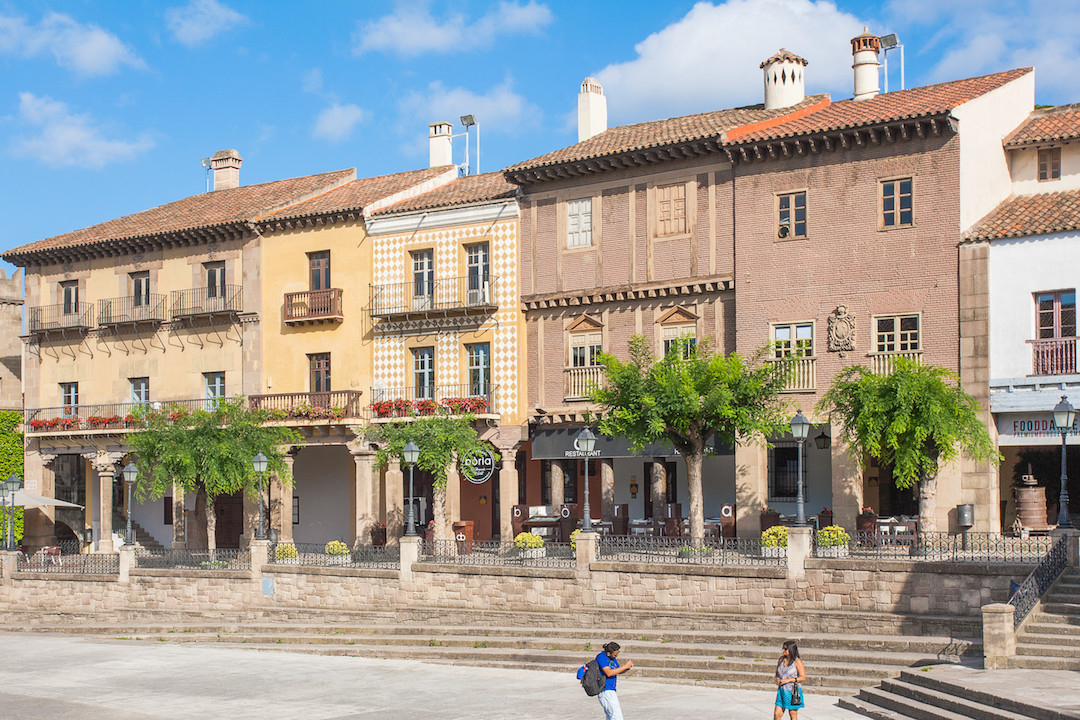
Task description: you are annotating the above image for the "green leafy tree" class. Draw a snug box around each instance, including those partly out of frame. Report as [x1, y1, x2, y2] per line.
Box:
[126, 398, 302, 550]
[590, 336, 793, 542]
[0, 411, 23, 544]
[363, 414, 495, 542]
[819, 358, 1000, 532]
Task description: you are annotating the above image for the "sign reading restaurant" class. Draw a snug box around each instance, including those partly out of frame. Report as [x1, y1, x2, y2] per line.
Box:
[996, 412, 1080, 446]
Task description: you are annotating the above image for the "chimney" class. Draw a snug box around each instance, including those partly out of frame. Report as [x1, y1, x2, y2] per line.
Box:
[851, 28, 881, 101]
[760, 49, 807, 110]
[210, 149, 242, 191]
[429, 122, 453, 168]
[578, 77, 607, 142]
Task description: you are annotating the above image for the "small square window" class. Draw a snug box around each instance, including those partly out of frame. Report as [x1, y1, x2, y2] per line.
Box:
[1038, 148, 1061, 182]
[875, 314, 920, 353]
[772, 323, 814, 358]
[881, 178, 913, 228]
[777, 191, 807, 239]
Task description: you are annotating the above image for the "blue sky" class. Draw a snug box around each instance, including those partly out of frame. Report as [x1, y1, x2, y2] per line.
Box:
[1, 0, 1076, 270]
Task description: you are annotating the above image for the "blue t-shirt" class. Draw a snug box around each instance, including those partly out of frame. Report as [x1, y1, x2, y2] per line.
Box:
[596, 652, 619, 692]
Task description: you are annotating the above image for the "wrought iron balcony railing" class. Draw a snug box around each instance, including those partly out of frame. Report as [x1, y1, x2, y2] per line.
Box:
[170, 284, 242, 320]
[370, 276, 498, 319]
[284, 288, 343, 324]
[28, 303, 94, 333]
[368, 383, 498, 418]
[97, 295, 168, 326]
[249, 390, 363, 420]
[1029, 337, 1078, 376]
[24, 397, 234, 434]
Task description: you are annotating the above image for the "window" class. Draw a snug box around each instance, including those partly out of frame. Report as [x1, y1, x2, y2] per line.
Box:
[567, 198, 593, 248]
[466, 243, 490, 302]
[61, 382, 78, 415]
[413, 347, 435, 399]
[662, 325, 696, 358]
[875, 314, 920, 353]
[309, 353, 331, 393]
[205, 262, 226, 298]
[1036, 291, 1076, 339]
[768, 444, 804, 500]
[1038, 148, 1062, 182]
[411, 250, 434, 310]
[131, 272, 150, 307]
[60, 281, 79, 314]
[772, 323, 814, 358]
[164, 497, 173, 526]
[204, 372, 225, 407]
[570, 332, 602, 367]
[467, 343, 490, 396]
[881, 178, 913, 228]
[293, 497, 300, 525]
[777, 191, 807, 239]
[656, 183, 687, 237]
[130, 377, 149, 404]
[309, 251, 331, 291]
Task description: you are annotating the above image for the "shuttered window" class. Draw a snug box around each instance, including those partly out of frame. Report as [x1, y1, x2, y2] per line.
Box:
[656, 183, 687, 237]
[567, 198, 592, 248]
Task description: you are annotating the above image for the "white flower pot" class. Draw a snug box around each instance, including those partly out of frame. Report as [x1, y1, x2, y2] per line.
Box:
[762, 546, 786, 558]
[817, 545, 849, 558]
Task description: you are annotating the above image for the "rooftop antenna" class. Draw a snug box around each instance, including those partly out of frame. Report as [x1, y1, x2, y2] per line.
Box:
[880, 33, 904, 93]
[201, 157, 212, 192]
[460, 115, 478, 175]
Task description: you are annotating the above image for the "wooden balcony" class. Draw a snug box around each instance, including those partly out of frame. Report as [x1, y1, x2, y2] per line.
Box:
[564, 366, 605, 401]
[284, 288, 343, 325]
[1030, 337, 1078, 376]
[870, 351, 922, 375]
[249, 390, 363, 420]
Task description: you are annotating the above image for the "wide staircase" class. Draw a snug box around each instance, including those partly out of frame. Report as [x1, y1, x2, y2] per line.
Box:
[0, 606, 980, 696]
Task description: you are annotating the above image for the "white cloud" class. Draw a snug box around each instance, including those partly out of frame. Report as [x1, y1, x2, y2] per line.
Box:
[594, 0, 865, 123]
[354, 1, 552, 56]
[0, 11, 144, 76]
[166, 0, 248, 47]
[11, 93, 154, 168]
[312, 103, 367, 142]
[401, 78, 537, 135]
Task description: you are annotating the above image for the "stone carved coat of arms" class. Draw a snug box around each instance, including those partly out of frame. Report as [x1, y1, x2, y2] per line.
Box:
[827, 305, 856, 352]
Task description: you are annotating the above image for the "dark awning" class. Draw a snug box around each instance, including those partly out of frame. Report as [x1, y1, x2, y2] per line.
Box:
[530, 426, 733, 460]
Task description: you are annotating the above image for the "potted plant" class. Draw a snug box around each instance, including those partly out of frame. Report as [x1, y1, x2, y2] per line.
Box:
[761, 525, 787, 557]
[569, 528, 582, 550]
[370, 522, 387, 547]
[856, 506, 878, 535]
[816, 525, 851, 557]
[274, 542, 299, 564]
[817, 506, 833, 530]
[760, 505, 781, 533]
[514, 531, 545, 559]
[324, 540, 350, 565]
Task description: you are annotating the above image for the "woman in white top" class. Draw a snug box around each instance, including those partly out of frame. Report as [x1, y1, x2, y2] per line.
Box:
[774, 639, 806, 720]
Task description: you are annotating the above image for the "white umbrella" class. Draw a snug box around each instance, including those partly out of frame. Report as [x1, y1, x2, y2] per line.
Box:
[9, 491, 83, 508]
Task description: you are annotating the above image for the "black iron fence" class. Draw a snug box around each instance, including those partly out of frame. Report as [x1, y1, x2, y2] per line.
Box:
[836, 531, 1054, 563]
[1008, 534, 1068, 629]
[422, 539, 576, 569]
[17, 541, 118, 574]
[370, 275, 499, 317]
[170, 285, 242, 318]
[24, 397, 228, 433]
[97, 295, 168, 325]
[598, 535, 785, 567]
[267, 542, 400, 569]
[28, 303, 94, 333]
[134, 548, 250, 570]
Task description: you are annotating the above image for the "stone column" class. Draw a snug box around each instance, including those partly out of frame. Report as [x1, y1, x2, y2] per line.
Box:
[118, 545, 134, 585]
[982, 603, 1016, 669]
[498, 449, 519, 542]
[650, 461, 667, 522]
[600, 459, 615, 522]
[786, 525, 813, 581]
[735, 442, 769, 539]
[350, 446, 378, 546]
[249, 538, 269, 579]
[830, 427, 862, 532]
[171, 483, 186, 549]
[276, 453, 295, 543]
[574, 531, 598, 585]
[399, 535, 420, 583]
[92, 453, 123, 553]
[445, 455, 461, 540]
[385, 459, 403, 546]
[550, 460, 565, 508]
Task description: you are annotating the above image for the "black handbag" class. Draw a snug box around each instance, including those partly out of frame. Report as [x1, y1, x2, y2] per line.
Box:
[790, 683, 803, 705]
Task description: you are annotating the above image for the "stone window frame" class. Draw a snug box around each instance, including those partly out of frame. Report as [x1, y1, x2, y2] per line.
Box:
[566, 197, 593, 249]
[1038, 147, 1061, 182]
[58, 279, 80, 313]
[880, 176, 914, 230]
[656, 306, 699, 359]
[569, 330, 603, 368]
[771, 321, 815, 358]
[775, 189, 808, 240]
[872, 312, 921, 354]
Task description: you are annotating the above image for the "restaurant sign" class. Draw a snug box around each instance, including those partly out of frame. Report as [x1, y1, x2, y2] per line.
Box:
[996, 412, 1080, 446]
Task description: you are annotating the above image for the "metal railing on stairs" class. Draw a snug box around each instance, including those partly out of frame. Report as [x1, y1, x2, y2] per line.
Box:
[1007, 533, 1069, 629]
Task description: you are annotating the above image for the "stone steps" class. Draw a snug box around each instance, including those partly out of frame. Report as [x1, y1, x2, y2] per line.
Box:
[1010, 566, 1080, 672]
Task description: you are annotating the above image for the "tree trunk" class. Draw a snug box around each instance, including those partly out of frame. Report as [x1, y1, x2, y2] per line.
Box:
[918, 473, 937, 533]
[206, 493, 218, 553]
[686, 444, 705, 544]
[432, 488, 448, 542]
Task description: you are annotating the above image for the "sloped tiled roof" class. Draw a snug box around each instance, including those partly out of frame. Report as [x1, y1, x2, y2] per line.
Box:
[372, 171, 517, 216]
[258, 166, 456, 222]
[4, 168, 356, 262]
[967, 189, 1080, 241]
[506, 95, 827, 173]
[729, 67, 1033, 144]
[1004, 104, 1080, 147]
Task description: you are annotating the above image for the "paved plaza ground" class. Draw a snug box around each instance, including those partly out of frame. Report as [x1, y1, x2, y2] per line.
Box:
[0, 631, 865, 719]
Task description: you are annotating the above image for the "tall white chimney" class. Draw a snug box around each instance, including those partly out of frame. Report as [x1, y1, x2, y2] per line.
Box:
[428, 122, 453, 168]
[578, 77, 607, 142]
[851, 28, 881, 101]
[210, 149, 242, 191]
[760, 49, 807, 110]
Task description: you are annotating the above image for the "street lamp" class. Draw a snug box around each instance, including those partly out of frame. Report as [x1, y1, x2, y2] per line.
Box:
[4, 475, 21, 549]
[252, 452, 268, 540]
[1053, 396, 1076, 528]
[814, 431, 831, 451]
[403, 441, 420, 536]
[122, 463, 138, 545]
[0, 477, 10, 550]
[790, 410, 811, 526]
[576, 427, 597, 532]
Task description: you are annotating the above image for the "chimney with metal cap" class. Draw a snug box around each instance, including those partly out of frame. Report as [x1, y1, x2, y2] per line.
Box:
[578, 77, 607, 142]
[761, 49, 808, 110]
[210, 149, 242, 191]
[851, 27, 881, 101]
[429, 122, 453, 168]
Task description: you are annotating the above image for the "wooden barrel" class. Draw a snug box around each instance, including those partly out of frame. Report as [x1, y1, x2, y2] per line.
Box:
[1015, 485, 1048, 528]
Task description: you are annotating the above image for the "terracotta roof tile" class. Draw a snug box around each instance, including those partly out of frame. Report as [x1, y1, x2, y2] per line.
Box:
[4, 168, 356, 261]
[729, 67, 1033, 144]
[760, 48, 808, 68]
[967, 190, 1080, 241]
[372, 171, 517, 216]
[1004, 104, 1080, 147]
[258, 166, 456, 221]
[506, 95, 827, 174]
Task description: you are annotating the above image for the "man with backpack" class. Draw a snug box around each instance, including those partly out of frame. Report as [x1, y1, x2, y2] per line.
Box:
[578, 641, 633, 719]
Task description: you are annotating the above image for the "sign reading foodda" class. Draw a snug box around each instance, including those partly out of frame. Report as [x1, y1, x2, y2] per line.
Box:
[461, 446, 496, 484]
